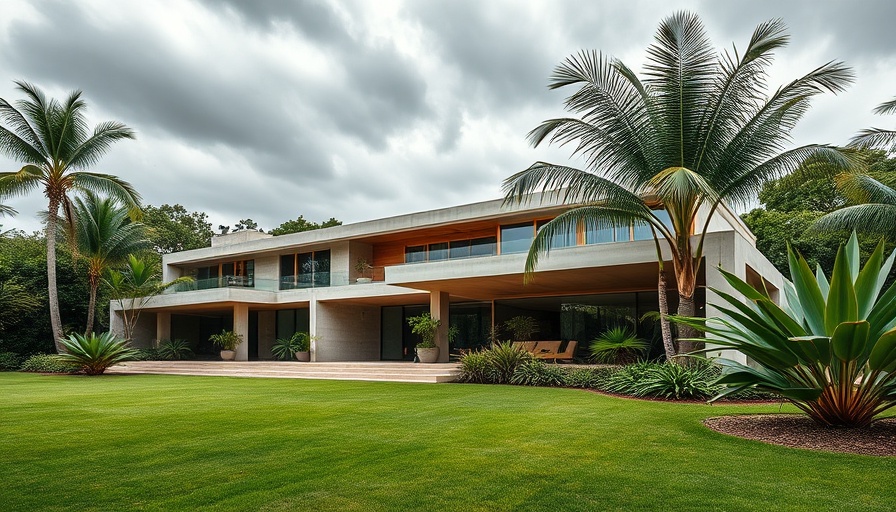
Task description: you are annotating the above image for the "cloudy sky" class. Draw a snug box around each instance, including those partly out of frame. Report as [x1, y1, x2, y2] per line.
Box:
[1, 0, 894, 234]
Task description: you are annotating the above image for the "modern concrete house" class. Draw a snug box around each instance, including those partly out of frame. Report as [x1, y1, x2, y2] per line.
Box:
[110, 194, 784, 363]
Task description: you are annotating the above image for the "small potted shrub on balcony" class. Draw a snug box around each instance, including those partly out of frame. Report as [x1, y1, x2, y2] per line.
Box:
[209, 330, 243, 361]
[407, 313, 441, 363]
[354, 258, 373, 283]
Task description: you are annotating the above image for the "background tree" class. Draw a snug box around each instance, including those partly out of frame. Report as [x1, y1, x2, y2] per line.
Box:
[0, 278, 41, 334]
[233, 218, 259, 231]
[0, 230, 91, 355]
[141, 204, 213, 254]
[270, 215, 341, 236]
[743, 149, 896, 276]
[0, 81, 138, 351]
[813, 97, 896, 239]
[503, 12, 852, 361]
[70, 191, 149, 335]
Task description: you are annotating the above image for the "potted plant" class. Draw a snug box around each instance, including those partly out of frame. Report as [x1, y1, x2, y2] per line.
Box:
[354, 258, 373, 283]
[292, 332, 313, 362]
[209, 329, 243, 360]
[407, 313, 441, 363]
[503, 316, 539, 341]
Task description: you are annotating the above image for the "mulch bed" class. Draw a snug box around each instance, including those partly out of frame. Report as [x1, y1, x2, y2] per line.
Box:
[704, 414, 896, 457]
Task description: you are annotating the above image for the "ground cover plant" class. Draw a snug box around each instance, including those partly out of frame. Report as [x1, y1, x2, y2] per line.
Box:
[0, 373, 893, 511]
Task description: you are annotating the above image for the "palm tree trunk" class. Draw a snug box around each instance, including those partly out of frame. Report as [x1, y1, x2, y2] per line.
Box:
[85, 282, 97, 337]
[46, 195, 64, 352]
[676, 294, 701, 362]
[657, 267, 676, 361]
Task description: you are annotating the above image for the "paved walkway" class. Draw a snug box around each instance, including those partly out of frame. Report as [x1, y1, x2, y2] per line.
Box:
[107, 360, 461, 383]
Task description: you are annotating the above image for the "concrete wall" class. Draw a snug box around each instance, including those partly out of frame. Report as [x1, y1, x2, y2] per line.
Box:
[329, 241, 351, 286]
[313, 301, 381, 361]
[130, 312, 158, 348]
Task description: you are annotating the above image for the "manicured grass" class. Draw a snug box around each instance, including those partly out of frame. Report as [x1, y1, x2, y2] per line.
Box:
[1, 373, 893, 511]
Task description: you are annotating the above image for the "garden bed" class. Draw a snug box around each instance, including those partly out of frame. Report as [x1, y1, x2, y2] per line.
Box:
[705, 414, 896, 457]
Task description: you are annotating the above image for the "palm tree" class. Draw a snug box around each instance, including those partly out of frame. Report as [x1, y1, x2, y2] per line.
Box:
[814, 98, 896, 238]
[70, 191, 149, 336]
[0, 81, 138, 351]
[503, 12, 853, 360]
[105, 255, 191, 342]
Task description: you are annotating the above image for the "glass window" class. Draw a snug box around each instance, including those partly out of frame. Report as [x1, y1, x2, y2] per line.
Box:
[313, 250, 330, 287]
[405, 245, 426, 263]
[585, 224, 614, 244]
[429, 242, 449, 261]
[500, 223, 534, 254]
[536, 219, 576, 248]
[633, 220, 653, 241]
[615, 225, 631, 242]
[655, 209, 674, 233]
[470, 236, 497, 257]
[449, 240, 471, 259]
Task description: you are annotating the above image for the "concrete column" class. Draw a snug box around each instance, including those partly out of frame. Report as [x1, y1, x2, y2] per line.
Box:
[430, 290, 450, 362]
[110, 310, 126, 340]
[233, 303, 250, 361]
[156, 312, 171, 345]
[309, 298, 318, 362]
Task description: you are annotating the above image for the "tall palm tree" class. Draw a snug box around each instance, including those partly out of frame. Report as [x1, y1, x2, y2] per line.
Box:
[70, 191, 149, 336]
[814, 97, 896, 238]
[0, 81, 138, 351]
[504, 12, 853, 359]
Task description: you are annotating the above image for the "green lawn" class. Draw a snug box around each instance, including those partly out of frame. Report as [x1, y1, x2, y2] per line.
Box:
[1, 373, 892, 511]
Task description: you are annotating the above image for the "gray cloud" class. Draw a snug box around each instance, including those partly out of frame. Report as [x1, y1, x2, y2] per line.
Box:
[1, 0, 893, 236]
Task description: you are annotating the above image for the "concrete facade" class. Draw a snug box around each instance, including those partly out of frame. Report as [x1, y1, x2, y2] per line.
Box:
[110, 195, 784, 362]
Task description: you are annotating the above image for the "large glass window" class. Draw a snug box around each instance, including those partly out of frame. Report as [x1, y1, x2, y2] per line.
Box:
[500, 223, 534, 254]
[405, 245, 426, 263]
[449, 240, 471, 259]
[281, 250, 330, 289]
[428, 242, 449, 261]
[536, 219, 576, 249]
[470, 236, 497, 257]
[634, 209, 674, 241]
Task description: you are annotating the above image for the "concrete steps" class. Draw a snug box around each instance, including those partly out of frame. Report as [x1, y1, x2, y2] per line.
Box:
[107, 361, 461, 383]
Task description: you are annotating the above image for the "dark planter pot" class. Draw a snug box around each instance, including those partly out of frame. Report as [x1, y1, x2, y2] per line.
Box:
[295, 351, 310, 362]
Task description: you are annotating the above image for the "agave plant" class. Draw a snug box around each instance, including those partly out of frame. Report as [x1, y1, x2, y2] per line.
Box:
[57, 332, 138, 375]
[677, 233, 896, 427]
[157, 339, 194, 361]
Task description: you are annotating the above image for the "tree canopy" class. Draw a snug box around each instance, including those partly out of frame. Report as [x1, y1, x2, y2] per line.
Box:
[142, 204, 214, 254]
[270, 215, 341, 236]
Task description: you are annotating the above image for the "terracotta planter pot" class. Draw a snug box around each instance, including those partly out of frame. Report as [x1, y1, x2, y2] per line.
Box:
[295, 351, 310, 362]
[220, 350, 236, 361]
[416, 347, 439, 363]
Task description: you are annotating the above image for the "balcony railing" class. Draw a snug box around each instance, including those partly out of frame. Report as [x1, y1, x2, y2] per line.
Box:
[166, 269, 390, 294]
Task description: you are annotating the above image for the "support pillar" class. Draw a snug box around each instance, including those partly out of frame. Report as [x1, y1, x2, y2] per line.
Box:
[156, 312, 171, 345]
[430, 290, 450, 362]
[233, 303, 250, 361]
[309, 298, 318, 362]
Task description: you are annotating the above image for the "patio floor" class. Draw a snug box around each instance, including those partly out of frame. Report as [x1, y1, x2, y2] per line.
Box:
[107, 360, 462, 383]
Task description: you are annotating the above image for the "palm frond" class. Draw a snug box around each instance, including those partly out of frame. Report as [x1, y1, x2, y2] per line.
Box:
[835, 174, 896, 205]
[872, 96, 896, 115]
[0, 166, 45, 198]
[814, 204, 896, 239]
[70, 172, 142, 211]
[502, 162, 645, 209]
[67, 121, 136, 169]
[849, 128, 896, 151]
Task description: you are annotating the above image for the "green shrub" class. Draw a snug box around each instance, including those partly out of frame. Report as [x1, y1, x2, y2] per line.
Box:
[132, 347, 162, 361]
[20, 354, 79, 374]
[589, 327, 649, 364]
[486, 342, 533, 384]
[503, 316, 539, 341]
[458, 350, 492, 383]
[0, 352, 23, 371]
[676, 233, 896, 427]
[271, 332, 312, 361]
[511, 359, 564, 386]
[407, 313, 440, 348]
[157, 339, 193, 360]
[601, 360, 719, 400]
[57, 332, 138, 375]
[208, 330, 243, 351]
[562, 367, 606, 388]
